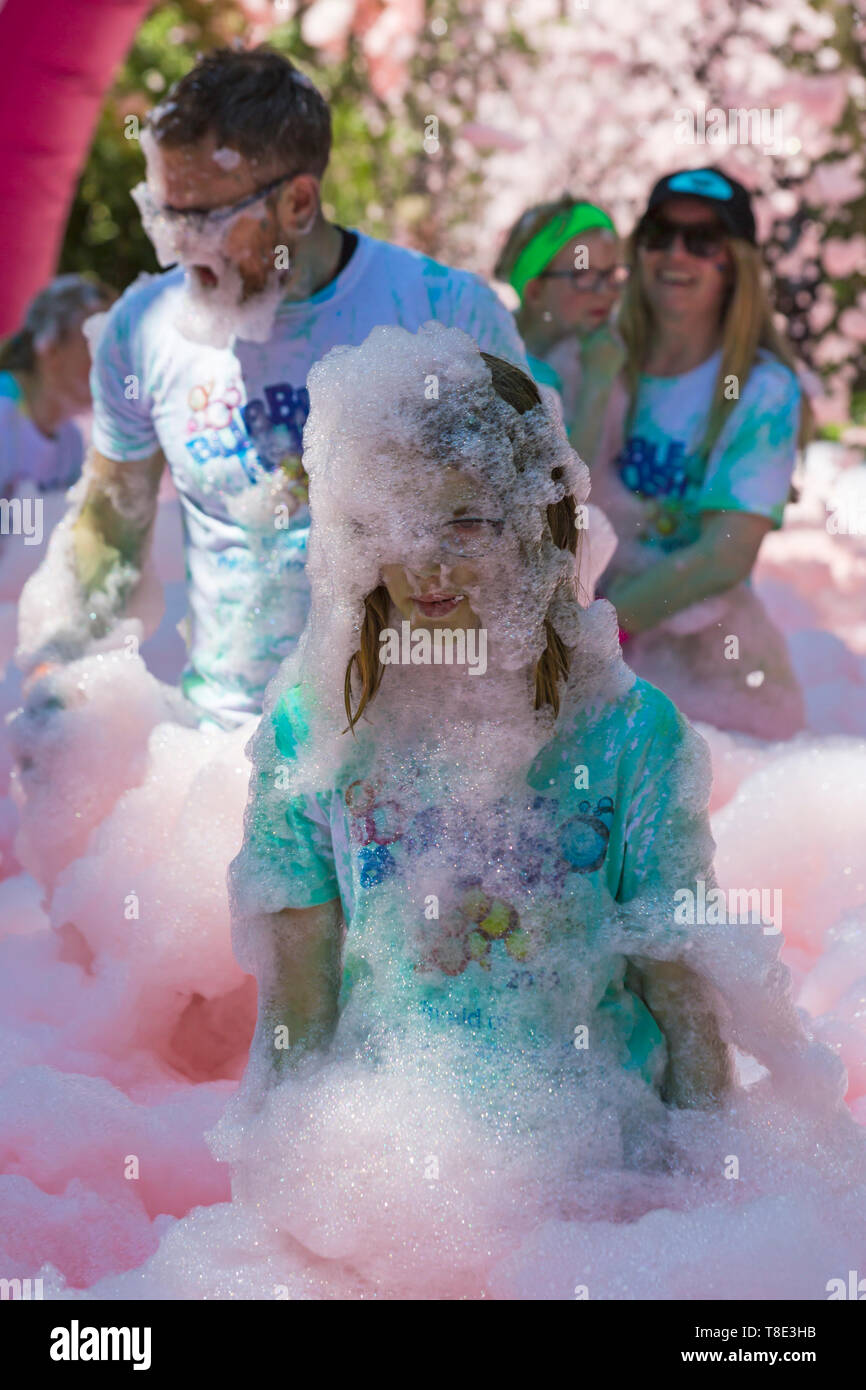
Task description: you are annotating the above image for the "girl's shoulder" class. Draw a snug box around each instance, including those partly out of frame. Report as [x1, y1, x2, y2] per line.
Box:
[530, 672, 710, 814]
[268, 682, 371, 790]
[541, 669, 702, 786]
[594, 675, 711, 799]
[271, 683, 313, 761]
[584, 672, 690, 747]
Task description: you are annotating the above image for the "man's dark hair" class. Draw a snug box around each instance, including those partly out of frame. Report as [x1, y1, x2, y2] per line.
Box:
[148, 46, 331, 176]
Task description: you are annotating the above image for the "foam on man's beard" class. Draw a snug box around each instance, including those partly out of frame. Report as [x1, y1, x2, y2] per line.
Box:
[172, 260, 287, 349]
[132, 142, 288, 350]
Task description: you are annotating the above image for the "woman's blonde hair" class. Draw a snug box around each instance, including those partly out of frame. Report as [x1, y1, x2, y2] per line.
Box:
[343, 354, 579, 732]
[618, 234, 813, 454]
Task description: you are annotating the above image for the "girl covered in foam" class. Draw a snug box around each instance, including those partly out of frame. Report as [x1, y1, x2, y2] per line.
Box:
[215, 324, 853, 1297]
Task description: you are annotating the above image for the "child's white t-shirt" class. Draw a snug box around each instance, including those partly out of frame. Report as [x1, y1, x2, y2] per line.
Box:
[90, 233, 527, 725]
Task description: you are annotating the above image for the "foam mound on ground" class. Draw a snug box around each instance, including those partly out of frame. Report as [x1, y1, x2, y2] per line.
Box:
[1, 442, 865, 1298]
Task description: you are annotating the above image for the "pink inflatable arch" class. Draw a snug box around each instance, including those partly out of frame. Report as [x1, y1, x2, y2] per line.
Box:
[0, 0, 152, 334]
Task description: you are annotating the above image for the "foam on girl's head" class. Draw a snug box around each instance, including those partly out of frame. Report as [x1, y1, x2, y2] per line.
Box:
[270, 322, 603, 766]
[303, 321, 589, 509]
[301, 319, 592, 586]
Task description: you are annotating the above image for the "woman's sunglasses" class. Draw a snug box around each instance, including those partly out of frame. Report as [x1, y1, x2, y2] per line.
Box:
[637, 216, 728, 259]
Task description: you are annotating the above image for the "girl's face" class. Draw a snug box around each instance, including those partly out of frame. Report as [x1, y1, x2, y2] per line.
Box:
[380, 471, 508, 633]
[637, 196, 733, 327]
[524, 229, 623, 337]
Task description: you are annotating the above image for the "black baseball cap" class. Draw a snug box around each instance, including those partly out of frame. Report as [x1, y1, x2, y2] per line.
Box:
[638, 167, 757, 244]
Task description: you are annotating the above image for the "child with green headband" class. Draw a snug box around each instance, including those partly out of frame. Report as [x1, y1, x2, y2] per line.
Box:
[495, 197, 627, 460]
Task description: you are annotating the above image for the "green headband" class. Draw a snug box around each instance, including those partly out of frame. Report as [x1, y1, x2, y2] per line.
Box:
[508, 202, 616, 300]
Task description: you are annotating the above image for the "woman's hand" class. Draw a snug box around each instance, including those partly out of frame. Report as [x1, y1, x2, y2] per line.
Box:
[606, 510, 772, 636]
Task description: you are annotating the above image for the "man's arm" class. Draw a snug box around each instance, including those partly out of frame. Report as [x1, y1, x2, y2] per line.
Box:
[605, 510, 772, 635]
[253, 899, 343, 1071]
[72, 447, 165, 593]
[17, 445, 166, 676]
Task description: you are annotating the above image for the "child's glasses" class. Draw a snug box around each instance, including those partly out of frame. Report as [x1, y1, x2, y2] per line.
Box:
[407, 517, 506, 559]
[637, 216, 727, 259]
[536, 265, 630, 293]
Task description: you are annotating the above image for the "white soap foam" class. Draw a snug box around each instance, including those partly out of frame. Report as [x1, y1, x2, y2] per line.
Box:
[0, 334, 864, 1298]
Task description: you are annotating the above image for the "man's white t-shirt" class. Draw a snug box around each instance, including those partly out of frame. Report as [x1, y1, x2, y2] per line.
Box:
[91, 232, 526, 725]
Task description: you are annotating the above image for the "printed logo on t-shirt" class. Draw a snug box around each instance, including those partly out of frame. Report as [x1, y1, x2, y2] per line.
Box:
[183, 375, 311, 507]
[559, 797, 615, 874]
[616, 434, 694, 500]
[616, 432, 709, 548]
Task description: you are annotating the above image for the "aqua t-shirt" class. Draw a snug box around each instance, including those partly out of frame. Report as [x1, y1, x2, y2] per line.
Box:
[233, 675, 714, 1086]
[526, 353, 563, 393]
[90, 234, 527, 726]
[615, 348, 800, 551]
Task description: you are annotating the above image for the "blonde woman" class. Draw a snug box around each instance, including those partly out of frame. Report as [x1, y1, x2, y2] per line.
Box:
[590, 168, 809, 739]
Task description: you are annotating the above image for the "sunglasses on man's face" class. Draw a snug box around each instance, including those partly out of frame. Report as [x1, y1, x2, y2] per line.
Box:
[638, 216, 728, 259]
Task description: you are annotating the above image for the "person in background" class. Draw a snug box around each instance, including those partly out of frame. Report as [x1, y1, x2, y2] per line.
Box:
[494, 197, 627, 459]
[0, 275, 115, 497]
[590, 167, 810, 739]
